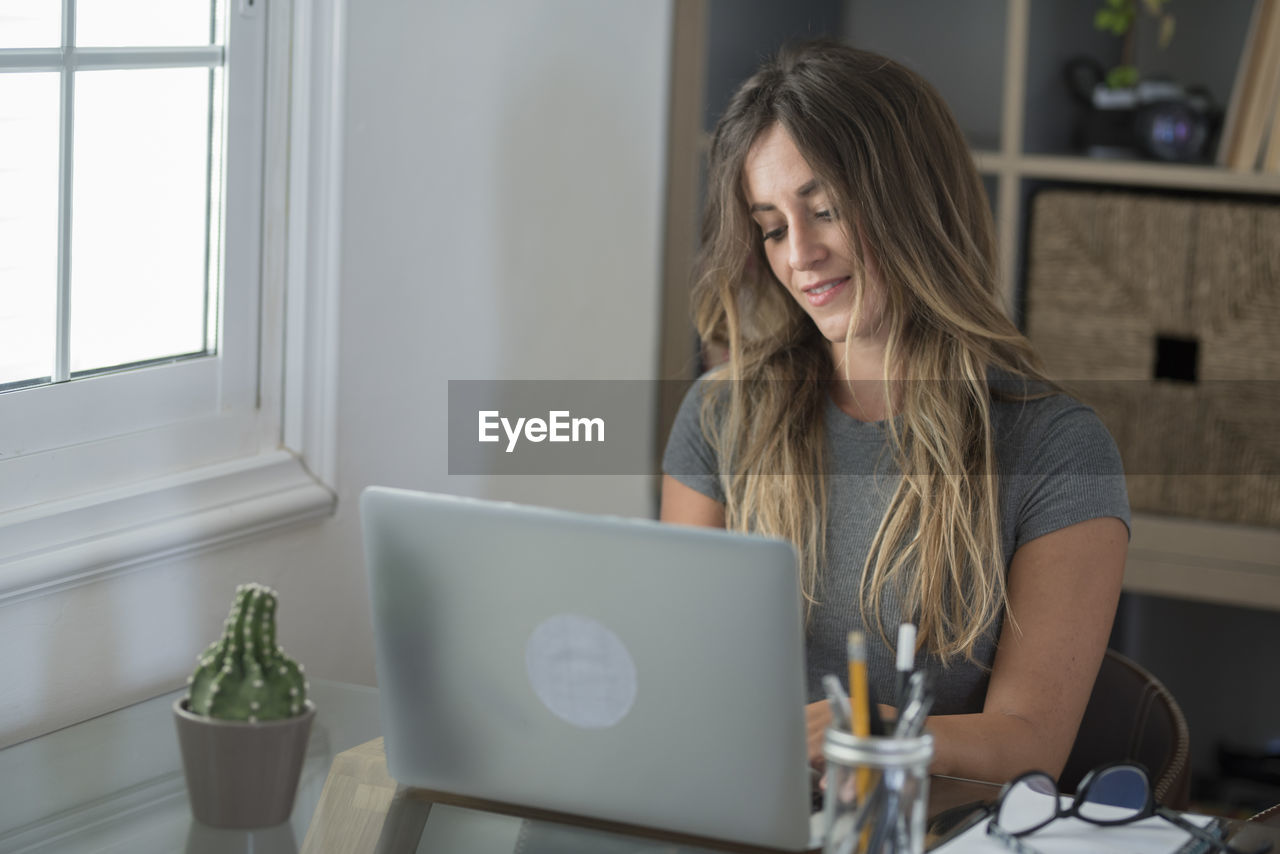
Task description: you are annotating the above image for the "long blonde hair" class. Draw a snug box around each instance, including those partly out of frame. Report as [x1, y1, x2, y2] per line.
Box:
[693, 41, 1054, 663]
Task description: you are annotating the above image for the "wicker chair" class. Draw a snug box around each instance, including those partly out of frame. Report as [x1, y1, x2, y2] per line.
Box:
[1248, 802, 1280, 827]
[1060, 649, 1192, 810]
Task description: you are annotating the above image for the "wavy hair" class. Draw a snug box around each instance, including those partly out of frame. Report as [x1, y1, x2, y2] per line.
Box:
[692, 41, 1055, 663]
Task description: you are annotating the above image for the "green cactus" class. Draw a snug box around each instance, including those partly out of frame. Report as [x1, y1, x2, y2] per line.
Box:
[185, 583, 308, 722]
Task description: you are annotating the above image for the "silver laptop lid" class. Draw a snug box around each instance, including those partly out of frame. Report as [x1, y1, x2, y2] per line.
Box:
[360, 486, 812, 850]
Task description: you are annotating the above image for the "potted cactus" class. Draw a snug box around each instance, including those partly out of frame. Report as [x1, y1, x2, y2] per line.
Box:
[173, 583, 316, 828]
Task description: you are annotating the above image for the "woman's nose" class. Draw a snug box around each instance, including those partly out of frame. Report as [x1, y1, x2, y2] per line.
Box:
[788, 226, 827, 271]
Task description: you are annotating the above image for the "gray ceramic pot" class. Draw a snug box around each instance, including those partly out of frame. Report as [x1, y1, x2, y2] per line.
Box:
[173, 698, 316, 828]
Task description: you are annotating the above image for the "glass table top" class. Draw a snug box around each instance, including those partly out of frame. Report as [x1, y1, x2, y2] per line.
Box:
[9, 682, 1274, 854]
[0, 680, 772, 854]
[0, 679, 382, 854]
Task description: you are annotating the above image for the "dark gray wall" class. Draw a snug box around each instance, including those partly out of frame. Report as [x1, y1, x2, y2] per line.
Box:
[1133, 0, 1255, 110]
[1023, 1, 1123, 154]
[704, 0, 845, 130]
[1114, 592, 1280, 810]
[844, 0, 1007, 151]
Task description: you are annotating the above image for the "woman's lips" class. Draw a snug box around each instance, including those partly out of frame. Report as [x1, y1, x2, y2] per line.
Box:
[802, 277, 849, 307]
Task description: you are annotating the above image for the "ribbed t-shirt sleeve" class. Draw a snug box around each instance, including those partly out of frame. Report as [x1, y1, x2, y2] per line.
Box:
[1009, 400, 1131, 551]
[661, 378, 725, 504]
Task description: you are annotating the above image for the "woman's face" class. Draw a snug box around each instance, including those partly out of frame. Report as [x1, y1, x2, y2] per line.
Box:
[741, 124, 886, 349]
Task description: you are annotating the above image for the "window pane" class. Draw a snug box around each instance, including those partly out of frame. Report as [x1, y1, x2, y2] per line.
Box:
[0, 73, 60, 388]
[71, 68, 213, 374]
[76, 0, 217, 48]
[0, 1, 61, 49]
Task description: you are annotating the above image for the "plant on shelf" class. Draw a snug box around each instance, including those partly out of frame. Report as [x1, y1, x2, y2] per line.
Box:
[1094, 0, 1176, 89]
[174, 583, 317, 829]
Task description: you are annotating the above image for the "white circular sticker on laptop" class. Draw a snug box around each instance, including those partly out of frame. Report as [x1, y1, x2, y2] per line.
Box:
[525, 614, 637, 729]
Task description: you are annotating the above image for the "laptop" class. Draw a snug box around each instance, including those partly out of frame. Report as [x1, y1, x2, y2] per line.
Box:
[360, 486, 817, 851]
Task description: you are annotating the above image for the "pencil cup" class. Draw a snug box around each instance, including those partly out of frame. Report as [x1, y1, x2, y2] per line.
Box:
[821, 729, 933, 854]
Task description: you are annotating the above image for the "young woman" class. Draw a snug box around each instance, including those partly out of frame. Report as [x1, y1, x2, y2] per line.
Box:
[660, 41, 1129, 784]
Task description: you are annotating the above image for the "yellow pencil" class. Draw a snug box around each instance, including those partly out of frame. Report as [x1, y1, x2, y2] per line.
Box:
[847, 630, 870, 739]
[848, 630, 872, 850]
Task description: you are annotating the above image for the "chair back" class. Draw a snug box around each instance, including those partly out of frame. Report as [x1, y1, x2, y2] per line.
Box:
[1249, 802, 1280, 827]
[1060, 649, 1191, 810]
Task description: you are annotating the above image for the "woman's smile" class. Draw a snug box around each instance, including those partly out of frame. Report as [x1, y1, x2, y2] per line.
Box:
[801, 276, 850, 307]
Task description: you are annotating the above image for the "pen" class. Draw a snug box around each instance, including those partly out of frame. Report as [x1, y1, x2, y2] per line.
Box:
[894, 622, 916, 709]
[866, 675, 887, 736]
[894, 669, 935, 739]
[822, 673, 852, 730]
[865, 777, 900, 854]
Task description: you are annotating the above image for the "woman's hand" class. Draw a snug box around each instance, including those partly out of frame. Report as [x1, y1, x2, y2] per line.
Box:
[808, 698, 901, 764]
[805, 699, 832, 767]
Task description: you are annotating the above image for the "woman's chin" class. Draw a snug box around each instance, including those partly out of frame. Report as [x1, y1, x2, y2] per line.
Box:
[808, 315, 851, 343]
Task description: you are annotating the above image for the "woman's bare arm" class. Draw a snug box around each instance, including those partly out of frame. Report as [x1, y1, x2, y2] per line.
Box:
[924, 516, 1128, 782]
[659, 474, 726, 528]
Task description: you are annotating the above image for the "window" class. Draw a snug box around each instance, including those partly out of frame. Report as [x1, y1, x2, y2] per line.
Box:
[2, 3, 226, 391]
[1, 0, 258, 469]
[0, 0, 344, 603]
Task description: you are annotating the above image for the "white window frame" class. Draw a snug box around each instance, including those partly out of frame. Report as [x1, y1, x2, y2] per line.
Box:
[0, 0, 344, 605]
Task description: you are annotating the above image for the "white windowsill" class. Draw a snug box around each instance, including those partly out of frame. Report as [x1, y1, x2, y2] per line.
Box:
[0, 451, 335, 606]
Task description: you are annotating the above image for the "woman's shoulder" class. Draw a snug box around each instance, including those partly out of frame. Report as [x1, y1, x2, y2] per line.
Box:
[985, 375, 1131, 539]
[676, 365, 738, 412]
[989, 384, 1094, 433]
[668, 366, 735, 442]
[987, 369, 1093, 427]
[988, 382, 1123, 475]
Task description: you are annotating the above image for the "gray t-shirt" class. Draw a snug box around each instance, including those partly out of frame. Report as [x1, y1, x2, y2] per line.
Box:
[661, 376, 1130, 715]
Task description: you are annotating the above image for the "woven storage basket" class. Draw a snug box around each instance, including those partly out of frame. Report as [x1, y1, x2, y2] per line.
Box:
[1024, 189, 1280, 527]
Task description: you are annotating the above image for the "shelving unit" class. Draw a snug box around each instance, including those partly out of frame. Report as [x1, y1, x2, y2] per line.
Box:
[657, 0, 1280, 612]
[839, 0, 1268, 309]
[976, 150, 1280, 196]
[977, 0, 1280, 612]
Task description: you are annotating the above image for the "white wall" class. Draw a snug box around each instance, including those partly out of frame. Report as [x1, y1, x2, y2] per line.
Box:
[0, 0, 673, 748]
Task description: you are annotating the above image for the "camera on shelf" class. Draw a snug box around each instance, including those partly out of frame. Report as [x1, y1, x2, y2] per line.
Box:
[1065, 57, 1220, 163]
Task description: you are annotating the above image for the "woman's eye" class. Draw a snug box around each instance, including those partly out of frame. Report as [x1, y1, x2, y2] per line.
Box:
[815, 209, 834, 221]
[762, 227, 785, 241]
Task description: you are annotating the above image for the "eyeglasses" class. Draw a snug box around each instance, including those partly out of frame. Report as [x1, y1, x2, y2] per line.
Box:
[985, 762, 1271, 854]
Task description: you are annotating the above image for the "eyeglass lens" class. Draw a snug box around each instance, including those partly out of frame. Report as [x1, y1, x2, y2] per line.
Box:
[1077, 765, 1148, 822]
[996, 772, 1060, 835]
